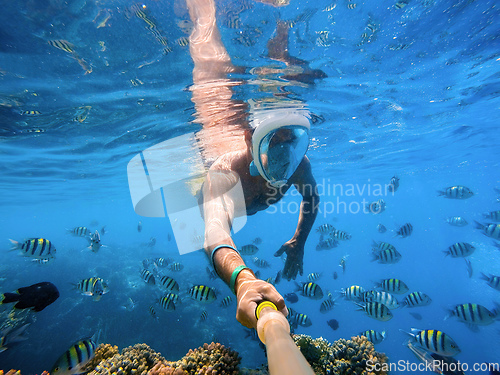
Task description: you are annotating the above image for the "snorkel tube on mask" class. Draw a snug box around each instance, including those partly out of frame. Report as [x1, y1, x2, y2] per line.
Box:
[249, 109, 311, 187]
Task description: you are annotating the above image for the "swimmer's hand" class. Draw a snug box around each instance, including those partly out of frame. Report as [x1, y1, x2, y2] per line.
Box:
[274, 239, 304, 281]
[235, 272, 287, 329]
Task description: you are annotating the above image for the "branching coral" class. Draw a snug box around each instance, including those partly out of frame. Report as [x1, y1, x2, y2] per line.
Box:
[89, 343, 165, 375]
[292, 334, 388, 375]
[82, 334, 386, 375]
[148, 342, 241, 375]
[177, 342, 241, 374]
[83, 344, 119, 372]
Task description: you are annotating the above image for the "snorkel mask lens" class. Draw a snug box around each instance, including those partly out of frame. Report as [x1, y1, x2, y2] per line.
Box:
[249, 108, 311, 187]
[258, 126, 309, 187]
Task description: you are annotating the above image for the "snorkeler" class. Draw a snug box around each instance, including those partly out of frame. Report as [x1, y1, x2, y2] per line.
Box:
[187, 0, 321, 329]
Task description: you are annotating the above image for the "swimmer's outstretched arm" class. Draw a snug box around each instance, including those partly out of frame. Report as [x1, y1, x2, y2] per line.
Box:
[202, 167, 287, 329]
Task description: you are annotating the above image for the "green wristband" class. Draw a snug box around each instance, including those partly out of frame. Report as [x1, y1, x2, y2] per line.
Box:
[230, 265, 250, 295]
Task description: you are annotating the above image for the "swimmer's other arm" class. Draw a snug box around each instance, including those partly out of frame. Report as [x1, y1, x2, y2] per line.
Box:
[274, 156, 319, 280]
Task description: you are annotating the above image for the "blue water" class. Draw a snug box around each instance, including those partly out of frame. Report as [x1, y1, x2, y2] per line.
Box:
[1, 0, 499, 373]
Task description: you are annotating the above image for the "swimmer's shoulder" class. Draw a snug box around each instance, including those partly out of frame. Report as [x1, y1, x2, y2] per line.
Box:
[209, 150, 248, 172]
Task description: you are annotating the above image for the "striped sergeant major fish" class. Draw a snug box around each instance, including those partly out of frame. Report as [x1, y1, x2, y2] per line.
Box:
[362, 291, 399, 309]
[400, 328, 461, 357]
[47, 40, 92, 74]
[240, 244, 259, 255]
[371, 248, 402, 264]
[189, 285, 217, 303]
[394, 223, 413, 238]
[387, 175, 400, 193]
[372, 241, 396, 252]
[287, 308, 312, 328]
[366, 199, 386, 214]
[316, 223, 335, 234]
[9, 238, 56, 261]
[480, 273, 500, 291]
[220, 296, 233, 308]
[437, 185, 474, 199]
[320, 293, 337, 313]
[316, 237, 338, 250]
[360, 330, 386, 345]
[307, 272, 322, 282]
[483, 210, 500, 221]
[355, 302, 393, 321]
[375, 278, 409, 294]
[169, 262, 184, 271]
[296, 282, 324, 300]
[402, 291, 432, 307]
[88, 230, 102, 253]
[158, 276, 179, 292]
[140, 269, 155, 285]
[445, 303, 498, 328]
[130, 4, 171, 51]
[75, 277, 109, 302]
[446, 216, 468, 227]
[474, 221, 500, 240]
[149, 305, 158, 320]
[154, 258, 170, 267]
[67, 226, 91, 237]
[159, 293, 178, 311]
[444, 242, 475, 257]
[340, 285, 365, 301]
[48, 39, 75, 53]
[200, 310, 208, 321]
[331, 229, 352, 240]
[51, 336, 98, 375]
[253, 257, 271, 268]
[20, 110, 41, 115]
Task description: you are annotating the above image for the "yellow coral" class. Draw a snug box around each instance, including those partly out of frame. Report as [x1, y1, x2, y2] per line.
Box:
[89, 343, 165, 375]
[293, 334, 388, 375]
[83, 343, 119, 372]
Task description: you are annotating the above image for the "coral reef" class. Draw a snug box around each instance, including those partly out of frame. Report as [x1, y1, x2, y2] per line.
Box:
[89, 343, 165, 375]
[83, 343, 119, 372]
[148, 342, 241, 375]
[82, 336, 387, 375]
[0, 372, 48, 375]
[293, 334, 388, 375]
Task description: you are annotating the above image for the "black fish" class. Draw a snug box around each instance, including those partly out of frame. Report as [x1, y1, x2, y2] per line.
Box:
[488, 363, 500, 375]
[327, 319, 339, 330]
[1, 282, 59, 312]
[333, 271, 338, 280]
[284, 293, 298, 303]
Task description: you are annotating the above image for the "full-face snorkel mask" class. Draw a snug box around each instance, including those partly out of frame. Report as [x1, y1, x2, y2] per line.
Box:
[249, 109, 311, 187]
